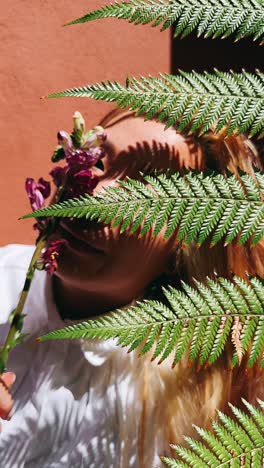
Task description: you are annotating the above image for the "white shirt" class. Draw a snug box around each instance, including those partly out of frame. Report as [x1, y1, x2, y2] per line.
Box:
[0, 245, 165, 468]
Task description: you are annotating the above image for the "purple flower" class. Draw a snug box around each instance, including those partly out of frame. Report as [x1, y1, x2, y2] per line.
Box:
[49, 166, 67, 188]
[74, 169, 93, 183]
[94, 126, 107, 143]
[65, 147, 103, 170]
[25, 177, 51, 211]
[50, 163, 99, 198]
[83, 126, 107, 148]
[66, 169, 99, 198]
[57, 131, 73, 150]
[92, 146, 105, 159]
[40, 239, 68, 275]
[56, 119, 106, 176]
[26, 114, 107, 238]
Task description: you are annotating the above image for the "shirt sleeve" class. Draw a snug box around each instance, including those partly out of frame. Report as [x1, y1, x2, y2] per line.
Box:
[0, 244, 34, 342]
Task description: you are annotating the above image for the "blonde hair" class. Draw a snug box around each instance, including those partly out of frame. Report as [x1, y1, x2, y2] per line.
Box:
[98, 109, 264, 465]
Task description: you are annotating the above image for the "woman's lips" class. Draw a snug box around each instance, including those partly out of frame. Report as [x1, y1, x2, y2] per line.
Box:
[57, 221, 107, 255]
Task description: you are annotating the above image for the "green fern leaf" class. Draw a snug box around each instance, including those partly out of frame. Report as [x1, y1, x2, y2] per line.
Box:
[45, 71, 264, 137]
[65, 0, 264, 45]
[22, 171, 264, 246]
[162, 399, 264, 467]
[38, 276, 264, 368]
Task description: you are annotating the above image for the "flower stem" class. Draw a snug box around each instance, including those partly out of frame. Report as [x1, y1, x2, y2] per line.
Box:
[0, 236, 46, 373]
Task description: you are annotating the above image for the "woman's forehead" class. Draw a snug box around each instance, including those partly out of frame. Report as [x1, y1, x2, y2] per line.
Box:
[106, 117, 181, 149]
[104, 117, 203, 171]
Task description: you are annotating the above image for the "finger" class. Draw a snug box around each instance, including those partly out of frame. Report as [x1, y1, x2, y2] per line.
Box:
[0, 380, 14, 420]
[0, 372, 16, 389]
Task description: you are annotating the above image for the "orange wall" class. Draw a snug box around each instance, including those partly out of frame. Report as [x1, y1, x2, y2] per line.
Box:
[1, 1, 169, 245]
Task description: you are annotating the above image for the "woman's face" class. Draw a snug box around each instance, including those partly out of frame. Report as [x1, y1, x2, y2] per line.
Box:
[54, 116, 203, 309]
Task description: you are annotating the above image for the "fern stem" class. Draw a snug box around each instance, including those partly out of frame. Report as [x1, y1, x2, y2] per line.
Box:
[44, 71, 264, 137]
[65, 0, 264, 45]
[38, 311, 264, 344]
[22, 170, 264, 247]
[217, 446, 264, 467]
[0, 237, 46, 373]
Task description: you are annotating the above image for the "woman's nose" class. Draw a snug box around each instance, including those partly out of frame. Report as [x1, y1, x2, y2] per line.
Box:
[93, 176, 118, 196]
[90, 165, 104, 178]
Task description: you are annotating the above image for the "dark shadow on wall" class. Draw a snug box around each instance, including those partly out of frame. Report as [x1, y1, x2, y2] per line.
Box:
[171, 31, 263, 73]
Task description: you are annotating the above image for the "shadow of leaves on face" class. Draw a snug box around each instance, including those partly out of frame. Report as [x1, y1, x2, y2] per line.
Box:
[101, 139, 202, 183]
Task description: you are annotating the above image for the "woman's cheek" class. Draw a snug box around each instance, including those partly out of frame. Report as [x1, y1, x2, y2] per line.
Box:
[56, 248, 106, 284]
[93, 177, 118, 195]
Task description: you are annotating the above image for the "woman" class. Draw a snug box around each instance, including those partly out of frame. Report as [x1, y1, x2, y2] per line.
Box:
[0, 109, 263, 467]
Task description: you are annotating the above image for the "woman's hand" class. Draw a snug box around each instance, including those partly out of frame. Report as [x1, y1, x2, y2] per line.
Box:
[0, 372, 16, 430]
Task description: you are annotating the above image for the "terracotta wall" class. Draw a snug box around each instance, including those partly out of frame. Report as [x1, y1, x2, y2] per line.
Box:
[1, 1, 169, 245]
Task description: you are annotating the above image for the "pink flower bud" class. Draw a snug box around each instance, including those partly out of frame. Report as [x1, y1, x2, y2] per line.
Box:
[73, 111, 85, 133]
[25, 177, 51, 212]
[83, 126, 107, 149]
[57, 131, 73, 150]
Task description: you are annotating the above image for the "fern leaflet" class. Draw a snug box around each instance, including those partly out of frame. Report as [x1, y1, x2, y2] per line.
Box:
[22, 171, 264, 246]
[45, 71, 264, 137]
[65, 0, 264, 45]
[162, 399, 264, 467]
[38, 276, 264, 368]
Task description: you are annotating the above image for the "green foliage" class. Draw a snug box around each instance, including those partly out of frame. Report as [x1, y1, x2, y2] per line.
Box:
[51, 145, 65, 163]
[46, 71, 264, 137]
[162, 399, 264, 467]
[38, 276, 264, 368]
[22, 170, 264, 246]
[65, 0, 264, 45]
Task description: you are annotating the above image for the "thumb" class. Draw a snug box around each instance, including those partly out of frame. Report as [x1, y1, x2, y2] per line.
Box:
[0, 373, 16, 421]
[1, 373, 16, 389]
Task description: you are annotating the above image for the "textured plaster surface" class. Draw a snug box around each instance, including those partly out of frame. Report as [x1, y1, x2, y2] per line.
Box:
[1, 1, 169, 244]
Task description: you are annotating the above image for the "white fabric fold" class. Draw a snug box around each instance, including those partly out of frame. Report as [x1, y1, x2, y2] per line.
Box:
[0, 245, 164, 468]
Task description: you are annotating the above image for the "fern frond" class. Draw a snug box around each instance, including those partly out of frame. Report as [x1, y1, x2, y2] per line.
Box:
[38, 276, 264, 368]
[65, 0, 264, 45]
[22, 171, 264, 246]
[162, 399, 264, 467]
[45, 71, 264, 137]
